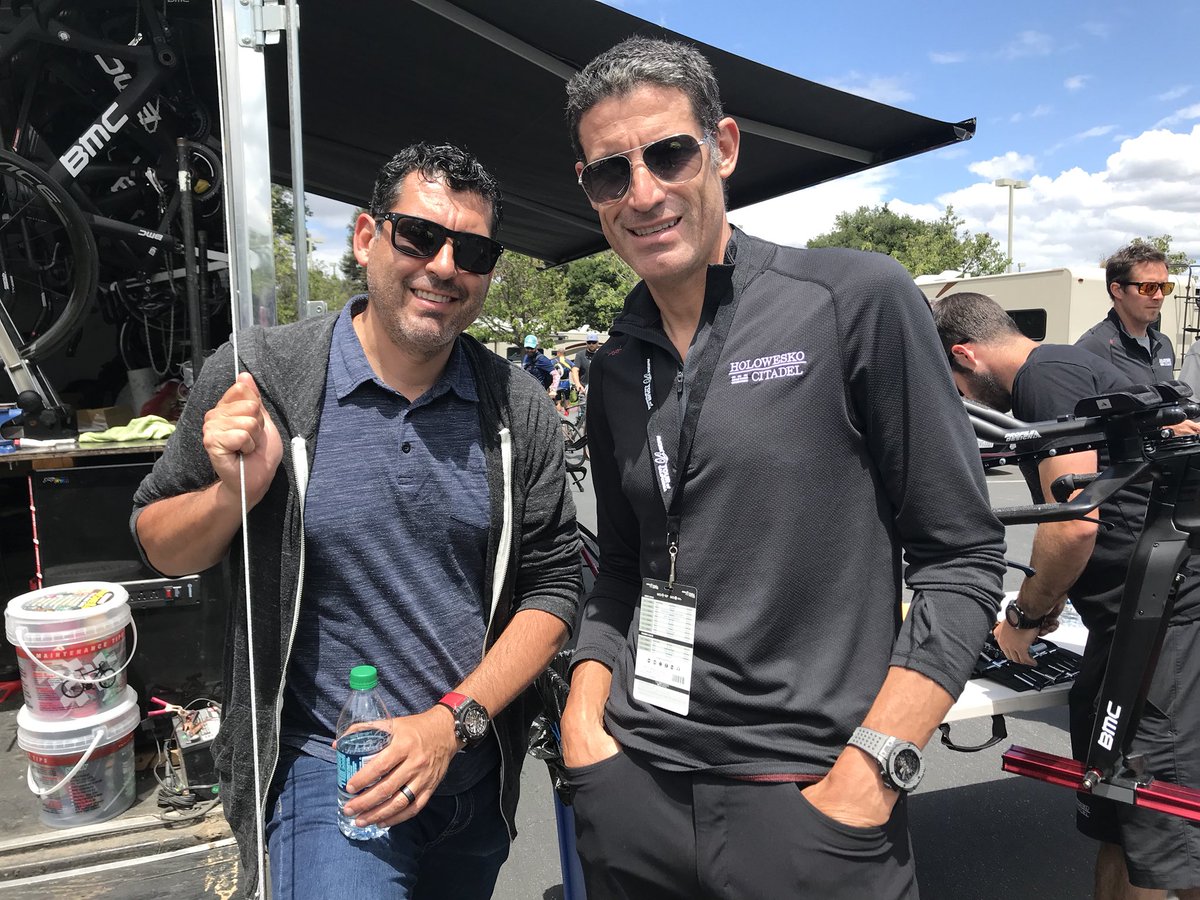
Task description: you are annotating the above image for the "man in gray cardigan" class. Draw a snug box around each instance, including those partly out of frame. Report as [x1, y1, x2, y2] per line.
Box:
[132, 144, 580, 899]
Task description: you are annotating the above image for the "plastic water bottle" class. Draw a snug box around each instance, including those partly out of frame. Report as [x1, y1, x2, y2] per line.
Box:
[335, 665, 392, 840]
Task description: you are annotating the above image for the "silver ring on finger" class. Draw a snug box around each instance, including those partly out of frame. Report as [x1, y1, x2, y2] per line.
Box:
[399, 784, 416, 805]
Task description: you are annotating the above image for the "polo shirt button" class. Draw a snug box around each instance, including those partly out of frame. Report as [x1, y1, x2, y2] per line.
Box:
[401, 442, 411, 453]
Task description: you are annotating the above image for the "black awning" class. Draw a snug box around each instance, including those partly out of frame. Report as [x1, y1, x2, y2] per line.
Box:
[263, 0, 973, 265]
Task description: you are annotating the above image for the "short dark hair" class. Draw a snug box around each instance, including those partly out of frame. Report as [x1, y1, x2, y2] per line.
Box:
[565, 37, 725, 161]
[368, 143, 503, 236]
[1105, 243, 1168, 301]
[930, 292, 1021, 373]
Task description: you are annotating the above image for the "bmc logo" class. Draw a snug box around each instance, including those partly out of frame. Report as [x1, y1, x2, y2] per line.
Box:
[1097, 701, 1122, 750]
[59, 102, 129, 177]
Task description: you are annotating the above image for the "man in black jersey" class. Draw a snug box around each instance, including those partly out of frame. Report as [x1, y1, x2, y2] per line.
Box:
[558, 37, 1006, 900]
[933, 290, 1200, 900]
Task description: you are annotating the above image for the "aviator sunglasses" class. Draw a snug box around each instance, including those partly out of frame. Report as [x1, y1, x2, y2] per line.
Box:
[1120, 280, 1176, 297]
[376, 212, 504, 275]
[578, 133, 708, 205]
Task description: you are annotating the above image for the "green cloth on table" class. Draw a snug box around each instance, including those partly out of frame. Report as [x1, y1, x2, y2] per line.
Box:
[79, 415, 175, 443]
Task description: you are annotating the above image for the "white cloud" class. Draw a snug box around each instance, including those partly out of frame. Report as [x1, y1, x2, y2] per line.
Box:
[826, 71, 914, 104]
[728, 168, 894, 247]
[727, 126, 1200, 276]
[937, 125, 1200, 270]
[1045, 124, 1116, 154]
[1064, 75, 1088, 92]
[929, 51, 966, 64]
[1155, 85, 1191, 103]
[1009, 104, 1052, 124]
[304, 193, 360, 272]
[968, 152, 1037, 180]
[1000, 31, 1053, 60]
[1153, 103, 1200, 129]
[1082, 22, 1111, 39]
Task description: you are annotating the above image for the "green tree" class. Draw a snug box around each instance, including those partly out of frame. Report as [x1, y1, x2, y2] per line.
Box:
[1109, 235, 1194, 274]
[340, 206, 369, 296]
[469, 252, 571, 345]
[561, 250, 638, 331]
[807, 205, 1007, 277]
[272, 185, 351, 324]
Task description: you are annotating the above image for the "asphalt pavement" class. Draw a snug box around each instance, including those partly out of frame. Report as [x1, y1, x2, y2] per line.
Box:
[494, 467, 1105, 900]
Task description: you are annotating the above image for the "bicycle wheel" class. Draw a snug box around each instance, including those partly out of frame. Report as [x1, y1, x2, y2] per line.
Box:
[562, 418, 587, 470]
[0, 149, 98, 363]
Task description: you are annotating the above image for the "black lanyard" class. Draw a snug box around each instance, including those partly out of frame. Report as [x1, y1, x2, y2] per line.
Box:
[644, 238, 773, 580]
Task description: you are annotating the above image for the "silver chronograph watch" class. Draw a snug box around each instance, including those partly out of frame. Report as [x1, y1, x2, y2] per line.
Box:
[846, 726, 925, 793]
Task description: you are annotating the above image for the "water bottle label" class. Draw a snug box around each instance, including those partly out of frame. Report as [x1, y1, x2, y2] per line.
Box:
[335, 728, 391, 792]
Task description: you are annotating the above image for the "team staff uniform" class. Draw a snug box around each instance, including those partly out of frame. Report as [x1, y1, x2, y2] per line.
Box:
[935, 290, 1200, 897]
[1011, 344, 1200, 890]
[574, 230, 1007, 897]
[1075, 307, 1175, 384]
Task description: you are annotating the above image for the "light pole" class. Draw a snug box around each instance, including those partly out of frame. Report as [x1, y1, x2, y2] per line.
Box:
[993, 178, 1029, 273]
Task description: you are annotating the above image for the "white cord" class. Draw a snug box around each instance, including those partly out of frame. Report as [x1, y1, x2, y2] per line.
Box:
[230, 304, 267, 900]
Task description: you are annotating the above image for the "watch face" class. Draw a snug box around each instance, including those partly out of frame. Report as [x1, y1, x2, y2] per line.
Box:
[892, 747, 924, 789]
[461, 705, 489, 741]
[1005, 604, 1024, 627]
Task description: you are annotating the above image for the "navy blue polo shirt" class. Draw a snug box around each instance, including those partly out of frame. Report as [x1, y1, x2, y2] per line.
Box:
[280, 300, 499, 792]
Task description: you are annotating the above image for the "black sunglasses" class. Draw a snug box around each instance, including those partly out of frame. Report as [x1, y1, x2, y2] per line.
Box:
[1120, 280, 1175, 297]
[578, 134, 707, 205]
[376, 212, 504, 275]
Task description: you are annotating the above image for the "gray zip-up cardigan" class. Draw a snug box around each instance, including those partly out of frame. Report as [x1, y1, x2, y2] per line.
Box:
[131, 312, 581, 895]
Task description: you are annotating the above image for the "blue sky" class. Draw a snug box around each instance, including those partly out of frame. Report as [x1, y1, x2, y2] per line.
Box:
[307, 0, 1200, 274]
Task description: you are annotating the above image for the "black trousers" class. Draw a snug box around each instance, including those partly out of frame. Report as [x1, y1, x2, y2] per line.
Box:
[569, 746, 918, 900]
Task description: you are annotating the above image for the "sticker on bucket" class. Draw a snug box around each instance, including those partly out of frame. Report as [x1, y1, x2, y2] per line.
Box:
[5, 582, 137, 720]
[17, 687, 140, 828]
[20, 586, 121, 613]
[15, 630, 126, 715]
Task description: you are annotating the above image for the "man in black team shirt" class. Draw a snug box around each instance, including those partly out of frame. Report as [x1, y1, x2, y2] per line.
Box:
[558, 37, 1007, 899]
[1076, 243, 1178, 385]
[933, 291, 1200, 900]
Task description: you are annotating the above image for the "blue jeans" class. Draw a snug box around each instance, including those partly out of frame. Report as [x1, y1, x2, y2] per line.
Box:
[265, 752, 509, 900]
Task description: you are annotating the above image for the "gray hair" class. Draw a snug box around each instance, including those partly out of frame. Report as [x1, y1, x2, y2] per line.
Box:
[565, 37, 725, 161]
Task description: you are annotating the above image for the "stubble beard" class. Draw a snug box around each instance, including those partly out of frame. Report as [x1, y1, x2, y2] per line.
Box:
[367, 269, 480, 360]
[967, 370, 1013, 413]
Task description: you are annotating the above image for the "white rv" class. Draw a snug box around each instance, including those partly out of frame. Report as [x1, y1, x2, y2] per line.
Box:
[915, 267, 1200, 366]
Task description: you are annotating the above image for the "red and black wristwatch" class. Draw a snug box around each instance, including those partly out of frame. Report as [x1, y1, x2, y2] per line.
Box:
[437, 691, 491, 747]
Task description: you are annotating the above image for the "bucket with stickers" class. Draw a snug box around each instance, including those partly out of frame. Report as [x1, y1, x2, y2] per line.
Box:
[17, 686, 140, 827]
[4, 582, 137, 720]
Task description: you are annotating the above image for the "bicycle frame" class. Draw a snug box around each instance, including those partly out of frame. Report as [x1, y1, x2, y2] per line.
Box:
[1, 0, 204, 267]
[969, 380, 1200, 821]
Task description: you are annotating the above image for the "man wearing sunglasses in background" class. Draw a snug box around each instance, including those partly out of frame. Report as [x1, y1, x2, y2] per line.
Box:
[1078, 243, 1180, 385]
[559, 37, 1005, 899]
[131, 143, 580, 899]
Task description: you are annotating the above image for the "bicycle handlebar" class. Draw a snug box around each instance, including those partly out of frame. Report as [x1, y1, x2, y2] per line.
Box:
[970, 380, 1200, 526]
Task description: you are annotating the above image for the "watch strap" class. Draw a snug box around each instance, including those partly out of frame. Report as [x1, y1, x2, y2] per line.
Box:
[1007, 602, 1045, 629]
[438, 691, 470, 712]
[848, 726, 896, 761]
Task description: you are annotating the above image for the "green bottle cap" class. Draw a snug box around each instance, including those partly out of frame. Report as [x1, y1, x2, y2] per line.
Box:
[349, 665, 378, 690]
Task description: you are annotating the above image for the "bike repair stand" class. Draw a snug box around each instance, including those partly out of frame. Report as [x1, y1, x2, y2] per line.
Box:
[0, 327, 77, 439]
[971, 382, 1200, 822]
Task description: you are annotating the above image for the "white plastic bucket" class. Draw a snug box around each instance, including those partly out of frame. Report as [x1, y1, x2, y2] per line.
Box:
[17, 687, 140, 828]
[4, 582, 136, 720]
